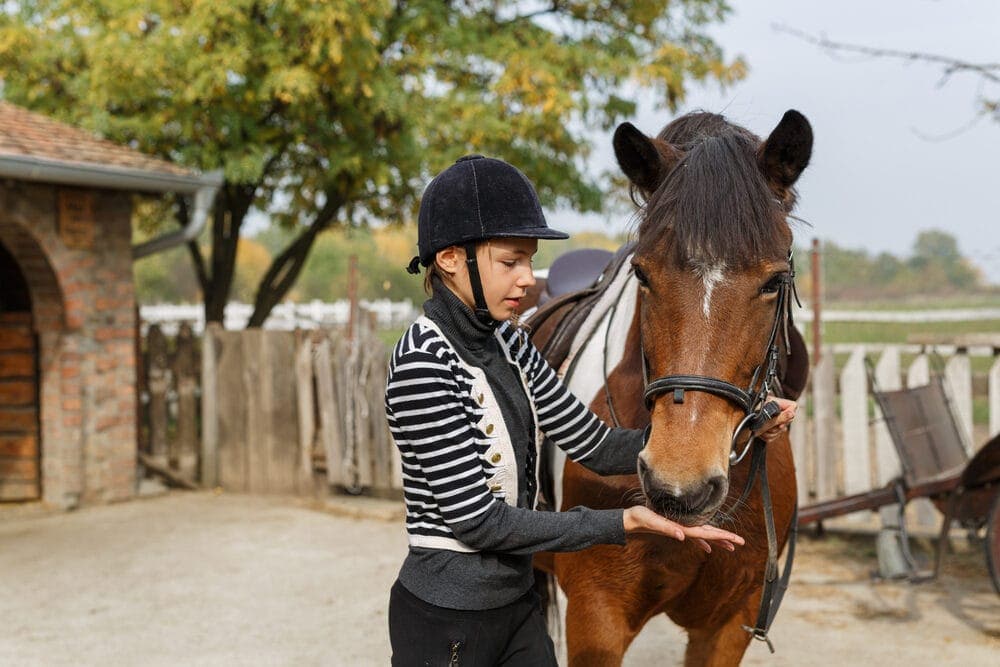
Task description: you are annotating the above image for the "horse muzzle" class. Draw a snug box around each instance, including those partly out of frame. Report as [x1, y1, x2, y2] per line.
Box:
[637, 456, 729, 524]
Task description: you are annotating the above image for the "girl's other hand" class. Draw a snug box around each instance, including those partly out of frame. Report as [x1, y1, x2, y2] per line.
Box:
[754, 396, 797, 443]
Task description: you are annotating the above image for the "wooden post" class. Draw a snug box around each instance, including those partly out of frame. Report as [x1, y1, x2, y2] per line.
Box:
[874, 347, 904, 537]
[216, 330, 249, 491]
[793, 403, 811, 507]
[907, 353, 929, 388]
[944, 351, 973, 453]
[840, 347, 870, 498]
[810, 238, 821, 364]
[354, 339, 374, 488]
[201, 323, 220, 487]
[812, 347, 837, 500]
[337, 333, 358, 491]
[989, 355, 1000, 440]
[369, 344, 392, 492]
[135, 307, 148, 456]
[263, 331, 299, 494]
[347, 254, 359, 341]
[244, 329, 265, 493]
[146, 324, 169, 469]
[174, 322, 199, 478]
[295, 330, 317, 493]
[873, 347, 901, 486]
[906, 354, 936, 529]
[315, 334, 343, 486]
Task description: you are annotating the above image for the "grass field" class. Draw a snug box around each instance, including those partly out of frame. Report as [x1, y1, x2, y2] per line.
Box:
[799, 318, 1000, 346]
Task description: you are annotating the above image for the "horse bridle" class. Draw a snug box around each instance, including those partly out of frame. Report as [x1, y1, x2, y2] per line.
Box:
[640, 250, 799, 464]
[634, 249, 801, 653]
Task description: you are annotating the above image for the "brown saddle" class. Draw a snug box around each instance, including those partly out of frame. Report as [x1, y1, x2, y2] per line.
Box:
[528, 242, 635, 372]
[528, 243, 810, 402]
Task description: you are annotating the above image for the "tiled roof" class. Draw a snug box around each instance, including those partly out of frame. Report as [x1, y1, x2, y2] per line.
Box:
[0, 101, 193, 177]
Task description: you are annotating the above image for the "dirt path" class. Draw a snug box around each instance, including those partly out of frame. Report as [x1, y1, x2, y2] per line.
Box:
[1, 492, 997, 665]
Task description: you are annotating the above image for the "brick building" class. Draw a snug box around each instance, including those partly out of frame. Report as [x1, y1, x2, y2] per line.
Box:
[0, 101, 219, 508]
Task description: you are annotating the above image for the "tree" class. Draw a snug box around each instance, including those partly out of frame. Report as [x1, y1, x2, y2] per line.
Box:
[133, 245, 202, 304]
[0, 0, 743, 327]
[909, 229, 979, 291]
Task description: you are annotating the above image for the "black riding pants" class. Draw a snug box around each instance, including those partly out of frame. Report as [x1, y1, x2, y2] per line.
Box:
[388, 580, 557, 667]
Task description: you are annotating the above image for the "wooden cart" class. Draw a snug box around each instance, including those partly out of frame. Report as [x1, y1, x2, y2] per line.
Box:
[798, 366, 1000, 593]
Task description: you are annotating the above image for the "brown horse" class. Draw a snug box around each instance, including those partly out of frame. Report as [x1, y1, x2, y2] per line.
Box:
[531, 110, 813, 666]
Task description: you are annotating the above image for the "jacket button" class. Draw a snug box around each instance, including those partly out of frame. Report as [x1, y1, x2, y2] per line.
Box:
[490, 484, 502, 493]
[491, 453, 502, 464]
[477, 393, 484, 405]
[485, 424, 494, 435]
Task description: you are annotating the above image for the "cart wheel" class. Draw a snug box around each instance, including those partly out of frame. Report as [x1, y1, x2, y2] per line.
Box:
[987, 491, 1000, 595]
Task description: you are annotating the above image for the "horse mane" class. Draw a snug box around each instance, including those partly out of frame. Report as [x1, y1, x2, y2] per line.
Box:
[635, 112, 791, 268]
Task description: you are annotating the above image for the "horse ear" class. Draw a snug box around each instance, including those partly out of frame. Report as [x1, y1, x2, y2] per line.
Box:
[759, 110, 812, 189]
[613, 122, 682, 195]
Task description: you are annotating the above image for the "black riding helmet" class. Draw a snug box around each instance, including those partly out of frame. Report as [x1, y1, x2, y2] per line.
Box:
[408, 155, 568, 323]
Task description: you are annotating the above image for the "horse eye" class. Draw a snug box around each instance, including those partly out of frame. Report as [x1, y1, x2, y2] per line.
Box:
[632, 265, 650, 287]
[760, 274, 785, 295]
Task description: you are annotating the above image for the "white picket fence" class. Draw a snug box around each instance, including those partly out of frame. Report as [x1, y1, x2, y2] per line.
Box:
[140, 299, 419, 335]
[139, 302, 1000, 335]
[797, 343, 1000, 529]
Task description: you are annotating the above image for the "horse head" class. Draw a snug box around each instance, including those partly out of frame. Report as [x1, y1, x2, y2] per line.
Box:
[613, 110, 812, 525]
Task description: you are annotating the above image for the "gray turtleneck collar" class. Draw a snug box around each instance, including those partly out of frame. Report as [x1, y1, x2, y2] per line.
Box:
[423, 275, 498, 362]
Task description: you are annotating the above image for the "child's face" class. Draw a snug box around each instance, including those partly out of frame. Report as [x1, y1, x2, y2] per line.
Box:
[449, 238, 538, 321]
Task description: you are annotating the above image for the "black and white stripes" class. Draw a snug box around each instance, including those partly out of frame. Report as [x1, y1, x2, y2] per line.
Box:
[385, 316, 622, 552]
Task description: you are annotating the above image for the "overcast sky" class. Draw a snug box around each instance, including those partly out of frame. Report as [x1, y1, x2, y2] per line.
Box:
[549, 0, 1000, 284]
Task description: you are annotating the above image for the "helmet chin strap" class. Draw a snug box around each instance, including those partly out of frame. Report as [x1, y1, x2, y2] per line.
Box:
[464, 243, 495, 325]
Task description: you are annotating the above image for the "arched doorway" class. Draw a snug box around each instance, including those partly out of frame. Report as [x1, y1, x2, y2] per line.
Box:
[0, 240, 40, 500]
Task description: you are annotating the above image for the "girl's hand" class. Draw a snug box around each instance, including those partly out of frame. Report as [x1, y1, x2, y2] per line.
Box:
[623, 506, 745, 553]
[754, 396, 797, 443]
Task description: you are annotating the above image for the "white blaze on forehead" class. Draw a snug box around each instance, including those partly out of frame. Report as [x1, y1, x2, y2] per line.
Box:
[692, 261, 727, 319]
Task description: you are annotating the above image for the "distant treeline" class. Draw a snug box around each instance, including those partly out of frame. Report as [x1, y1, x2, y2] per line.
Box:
[135, 226, 994, 307]
[794, 229, 996, 304]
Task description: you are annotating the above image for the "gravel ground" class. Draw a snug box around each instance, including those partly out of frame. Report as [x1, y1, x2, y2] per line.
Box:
[0, 491, 997, 666]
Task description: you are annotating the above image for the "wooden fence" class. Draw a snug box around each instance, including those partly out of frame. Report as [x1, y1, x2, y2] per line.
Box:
[138, 320, 401, 496]
[795, 342, 1000, 529]
[139, 322, 200, 483]
[200, 323, 401, 495]
[140, 325, 1000, 527]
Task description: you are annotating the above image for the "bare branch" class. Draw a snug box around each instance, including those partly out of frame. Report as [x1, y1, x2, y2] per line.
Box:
[773, 24, 1000, 85]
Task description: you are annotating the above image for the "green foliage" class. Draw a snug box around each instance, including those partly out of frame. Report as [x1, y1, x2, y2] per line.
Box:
[254, 224, 427, 304]
[0, 0, 742, 325]
[0, 0, 741, 224]
[793, 228, 990, 302]
[132, 225, 997, 306]
[133, 245, 201, 303]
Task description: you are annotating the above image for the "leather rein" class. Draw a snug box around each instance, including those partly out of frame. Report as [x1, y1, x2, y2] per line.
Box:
[607, 250, 801, 653]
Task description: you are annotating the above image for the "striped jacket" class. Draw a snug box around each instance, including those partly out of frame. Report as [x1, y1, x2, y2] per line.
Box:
[385, 314, 636, 553]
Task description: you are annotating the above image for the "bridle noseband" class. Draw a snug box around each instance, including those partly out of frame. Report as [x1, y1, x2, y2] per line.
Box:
[641, 250, 798, 464]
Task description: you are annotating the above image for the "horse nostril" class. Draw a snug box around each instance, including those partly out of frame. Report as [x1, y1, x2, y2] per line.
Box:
[708, 475, 727, 502]
[687, 476, 727, 513]
[637, 456, 648, 476]
[686, 485, 713, 512]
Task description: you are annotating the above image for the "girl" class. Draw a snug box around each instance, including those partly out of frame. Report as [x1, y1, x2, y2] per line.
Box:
[385, 155, 795, 666]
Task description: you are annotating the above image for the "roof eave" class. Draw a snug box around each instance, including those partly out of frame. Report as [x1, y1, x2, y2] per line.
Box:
[0, 154, 224, 259]
[0, 153, 222, 194]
